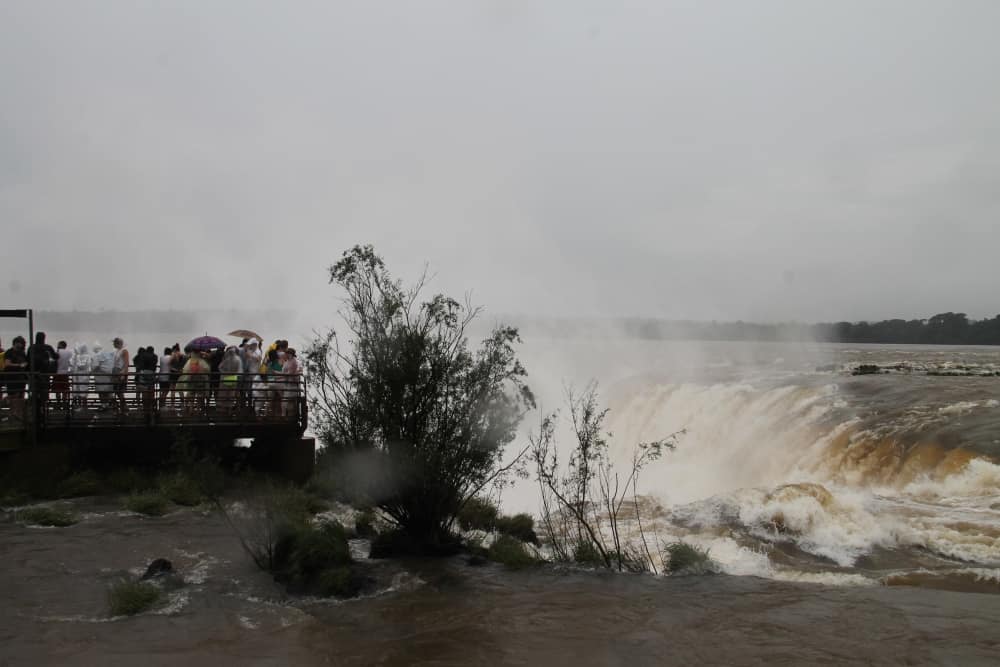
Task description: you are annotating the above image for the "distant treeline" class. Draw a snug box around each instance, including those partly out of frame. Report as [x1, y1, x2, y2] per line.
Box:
[11, 310, 1000, 345]
[812, 312, 1000, 345]
[517, 312, 1000, 345]
[17, 309, 297, 336]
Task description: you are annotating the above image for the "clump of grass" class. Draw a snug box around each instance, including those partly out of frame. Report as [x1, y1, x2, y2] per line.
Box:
[60, 470, 104, 498]
[283, 520, 352, 579]
[572, 540, 606, 566]
[0, 491, 32, 508]
[457, 496, 499, 532]
[106, 468, 154, 494]
[259, 519, 360, 597]
[663, 541, 715, 574]
[354, 509, 378, 538]
[488, 534, 539, 569]
[316, 566, 365, 598]
[158, 472, 203, 507]
[16, 505, 79, 527]
[125, 491, 171, 517]
[108, 581, 162, 616]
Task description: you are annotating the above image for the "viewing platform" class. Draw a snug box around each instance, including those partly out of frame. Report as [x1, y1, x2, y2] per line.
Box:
[0, 369, 315, 482]
[0, 372, 307, 449]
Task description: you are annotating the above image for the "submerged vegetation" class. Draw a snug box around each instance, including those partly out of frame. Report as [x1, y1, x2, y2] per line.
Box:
[224, 483, 366, 597]
[158, 472, 204, 506]
[15, 505, 79, 527]
[108, 581, 163, 616]
[663, 542, 715, 574]
[125, 492, 171, 517]
[488, 535, 540, 569]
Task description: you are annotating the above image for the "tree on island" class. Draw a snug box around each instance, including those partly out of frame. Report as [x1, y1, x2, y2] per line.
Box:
[305, 245, 535, 552]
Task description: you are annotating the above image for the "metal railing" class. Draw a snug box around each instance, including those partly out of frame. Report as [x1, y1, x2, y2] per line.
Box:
[0, 371, 306, 433]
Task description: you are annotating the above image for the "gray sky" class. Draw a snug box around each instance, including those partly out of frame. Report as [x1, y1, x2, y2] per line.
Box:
[2, 0, 999, 324]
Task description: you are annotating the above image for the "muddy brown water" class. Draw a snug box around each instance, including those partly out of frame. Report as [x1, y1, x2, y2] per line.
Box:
[2, 500, 999, 666]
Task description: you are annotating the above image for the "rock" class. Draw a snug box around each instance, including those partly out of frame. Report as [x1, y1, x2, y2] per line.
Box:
[141, 558, 174, 581]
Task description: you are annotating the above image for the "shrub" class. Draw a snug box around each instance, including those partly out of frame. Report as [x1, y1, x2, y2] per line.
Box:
[354, 510, 378, 538]
[488, 535, 539, 569]
[532, 385, 680, 572]
[663, 542, 714, 574]
[495, 513, 539, 545]
[572, 540, 605, 566]
[60, 470, 104, 498]
[0, 491, 31, 508]
[186, 459, 228, 500]
[264, 520, 360, 597]
[369, 528, 462, 559]
[16, 505, 79, 527]
[305, 472, 340, 501]
[316, 566, 365, 598]
[125, 492, 170, 517]
[106, 468, 154, 494]
[108, 581, 162, 616]
[457, 497, 499, 532]
[285, 521, 351, 578]
[225, 484, 316, 573]
[305, 245, 534, 549]
[158, 472, 203, 506]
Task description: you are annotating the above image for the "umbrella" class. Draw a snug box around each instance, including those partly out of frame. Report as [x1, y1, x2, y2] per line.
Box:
[228, 329, 263, 344]
[184, 335, 227, 353]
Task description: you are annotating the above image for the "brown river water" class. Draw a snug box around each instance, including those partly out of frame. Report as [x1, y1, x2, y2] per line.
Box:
[3, 340, 1000, 664]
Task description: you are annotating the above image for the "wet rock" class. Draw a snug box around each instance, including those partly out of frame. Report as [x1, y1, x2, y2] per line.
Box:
[852, 364, 881, 376]
[141, 558, 174, 580]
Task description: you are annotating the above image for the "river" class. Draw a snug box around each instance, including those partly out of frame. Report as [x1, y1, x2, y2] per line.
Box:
[2, 339, 1000, 664]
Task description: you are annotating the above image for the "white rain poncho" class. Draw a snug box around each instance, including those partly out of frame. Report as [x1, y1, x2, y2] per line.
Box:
[71, 343, 95, 398]
[92, 343, 115, 393]
[71, 343, 94, 375]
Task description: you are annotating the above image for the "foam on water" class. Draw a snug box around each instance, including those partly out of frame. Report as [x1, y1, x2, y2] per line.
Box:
[600, 373, 1000, 583]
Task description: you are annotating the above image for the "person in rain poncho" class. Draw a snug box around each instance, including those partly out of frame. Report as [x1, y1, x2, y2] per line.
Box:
[179, 351, 211, 415]
[71, 342, 95, 409]
[218, 346, 243, 414]
[91, 343, 116, 410]
[279, 348, 302, 417]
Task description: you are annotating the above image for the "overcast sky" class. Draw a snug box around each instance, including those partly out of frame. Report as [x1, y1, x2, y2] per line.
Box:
[2, 0, 998, 324]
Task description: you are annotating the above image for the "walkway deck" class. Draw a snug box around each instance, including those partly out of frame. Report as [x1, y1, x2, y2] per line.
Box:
[0, 372, 307, 449]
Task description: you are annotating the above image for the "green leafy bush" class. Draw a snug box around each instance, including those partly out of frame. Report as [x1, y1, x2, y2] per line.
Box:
[285, 521, 351, 578]
[260, 520, 361, 597]
[495, 513, 539, 545]
[125, 492, 170, 517]
[457, 497, 499, 532]
[16, 505, 79, 527]
[108, 581, 162, 616]
[306, 246, 534, 548]
[158, 473, 203, 506]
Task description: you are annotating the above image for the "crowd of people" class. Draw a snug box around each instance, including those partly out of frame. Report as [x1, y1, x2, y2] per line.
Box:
[0, 332, 303, 423]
